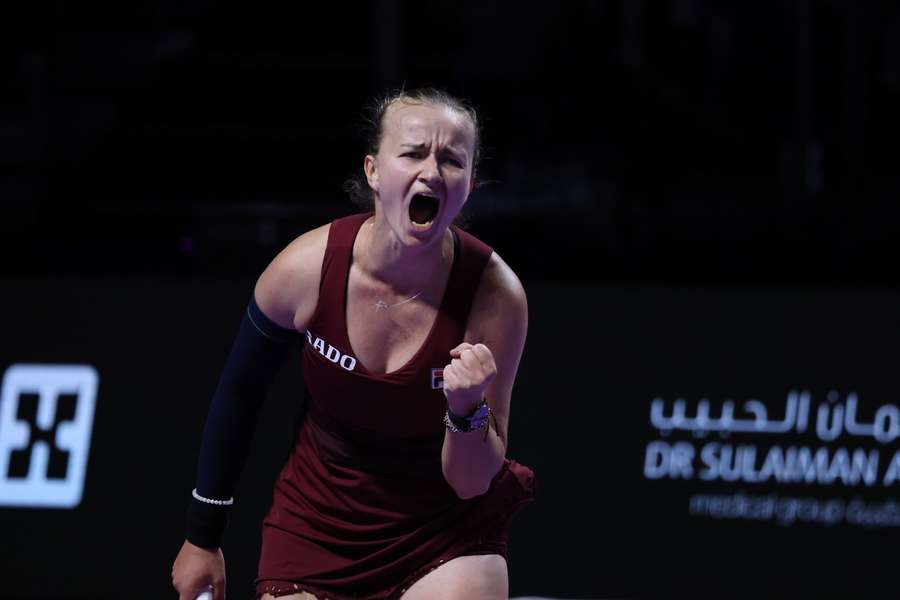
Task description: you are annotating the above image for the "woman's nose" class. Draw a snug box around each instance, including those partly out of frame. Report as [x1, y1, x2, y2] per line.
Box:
[417, 154, 443, 184]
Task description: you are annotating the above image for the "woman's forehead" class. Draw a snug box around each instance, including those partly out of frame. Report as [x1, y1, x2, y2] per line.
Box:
[383, 102, 474, 148]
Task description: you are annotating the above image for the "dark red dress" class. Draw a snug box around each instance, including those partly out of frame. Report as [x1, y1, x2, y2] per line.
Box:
[255, 213, 536, 599]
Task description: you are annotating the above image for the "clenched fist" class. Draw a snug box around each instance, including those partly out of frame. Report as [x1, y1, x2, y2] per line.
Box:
[442, 342, 497, 415]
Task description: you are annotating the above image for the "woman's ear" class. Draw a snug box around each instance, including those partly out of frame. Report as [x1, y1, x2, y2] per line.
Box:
[364, 155, 379, 192]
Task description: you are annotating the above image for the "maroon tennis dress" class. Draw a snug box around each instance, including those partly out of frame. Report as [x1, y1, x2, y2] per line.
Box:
[254, 213, 536, 599]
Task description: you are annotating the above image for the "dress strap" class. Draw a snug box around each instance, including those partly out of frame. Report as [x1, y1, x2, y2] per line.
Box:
[443, 225, 493, 331]
[307, 211, 371, 337]
[316, 212, 371, 304]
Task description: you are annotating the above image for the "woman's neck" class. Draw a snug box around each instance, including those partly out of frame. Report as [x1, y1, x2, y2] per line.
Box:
[354, 215, 453, 295]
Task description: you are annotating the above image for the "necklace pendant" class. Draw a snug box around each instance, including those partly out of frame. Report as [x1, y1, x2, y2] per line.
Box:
[374, 300, 389, 312]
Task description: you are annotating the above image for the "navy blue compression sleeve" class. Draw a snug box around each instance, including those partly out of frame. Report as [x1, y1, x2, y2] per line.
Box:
[186, 294, 299, 549]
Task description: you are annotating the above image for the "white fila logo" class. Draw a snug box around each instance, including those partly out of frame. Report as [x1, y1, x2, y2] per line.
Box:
[431, 368, 444, 389]
[0, 364, 98, 508]
[305, 331, 357, 371]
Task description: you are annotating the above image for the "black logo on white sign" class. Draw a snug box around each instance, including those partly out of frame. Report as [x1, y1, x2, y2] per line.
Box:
[0, 364, 98, 508]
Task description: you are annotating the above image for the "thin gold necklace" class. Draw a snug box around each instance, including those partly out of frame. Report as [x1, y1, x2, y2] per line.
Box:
[374, 290, 423, 312]
[364, 220, 445, 312]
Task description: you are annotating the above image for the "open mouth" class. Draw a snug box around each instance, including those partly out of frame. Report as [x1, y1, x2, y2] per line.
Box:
[409, 193, 440, 228]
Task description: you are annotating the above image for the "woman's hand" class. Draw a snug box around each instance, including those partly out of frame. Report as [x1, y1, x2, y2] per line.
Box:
[442, 342, 497, 415]
[171, 540, 226, 600]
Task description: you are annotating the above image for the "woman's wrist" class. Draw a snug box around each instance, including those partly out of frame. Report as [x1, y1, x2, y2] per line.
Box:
[446, 393, 484, 417]
[186, 491, 231, 550]
[444, 397, 491, 434]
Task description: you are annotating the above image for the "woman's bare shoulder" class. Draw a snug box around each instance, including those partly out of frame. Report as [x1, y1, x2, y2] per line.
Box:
[253, 222, 331, 332]
[469, 251, 528, 338]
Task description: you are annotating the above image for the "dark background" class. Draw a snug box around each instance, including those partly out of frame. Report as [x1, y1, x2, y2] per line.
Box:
[1, 1, 899, 599]
[4, 0, 900, 286]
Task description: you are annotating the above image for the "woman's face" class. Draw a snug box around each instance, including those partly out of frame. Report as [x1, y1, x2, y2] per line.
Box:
[364, 101, 475, 247]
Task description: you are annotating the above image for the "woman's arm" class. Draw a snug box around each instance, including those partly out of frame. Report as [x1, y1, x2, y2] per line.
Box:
[253, 223, 330, 331]
[172, 226, 328, 600]
[186, 224, 328, 547]
[441, 252, 528, 498]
